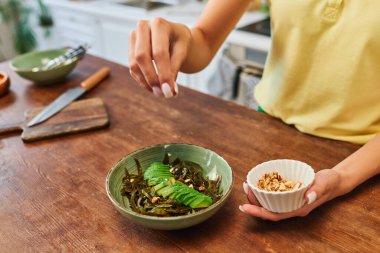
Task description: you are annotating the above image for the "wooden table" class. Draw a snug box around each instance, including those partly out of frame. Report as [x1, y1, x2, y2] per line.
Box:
[1, 56, 379, 252]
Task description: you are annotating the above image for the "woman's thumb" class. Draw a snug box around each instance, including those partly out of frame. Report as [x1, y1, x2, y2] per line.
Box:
[304, 169, 334, 206]
[305, 182, 324, 205]
[306, 190, 317, 205]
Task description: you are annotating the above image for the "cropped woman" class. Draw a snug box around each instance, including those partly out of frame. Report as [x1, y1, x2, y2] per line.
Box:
[128, 0, 380, 221]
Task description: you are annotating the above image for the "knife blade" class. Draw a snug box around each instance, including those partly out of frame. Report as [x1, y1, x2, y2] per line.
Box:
[27, 67, 111, 127]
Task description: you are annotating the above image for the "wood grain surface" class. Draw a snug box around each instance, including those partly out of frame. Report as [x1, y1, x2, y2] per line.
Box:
[0, 98, 109, 142]
[0, 55, 379, 253]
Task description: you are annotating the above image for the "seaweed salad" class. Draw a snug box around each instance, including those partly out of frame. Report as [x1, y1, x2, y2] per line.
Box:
[121, 153, 222, 217]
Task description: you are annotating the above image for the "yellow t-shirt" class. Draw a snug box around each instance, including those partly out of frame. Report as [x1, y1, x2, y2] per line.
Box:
[254, 0, 380, 144]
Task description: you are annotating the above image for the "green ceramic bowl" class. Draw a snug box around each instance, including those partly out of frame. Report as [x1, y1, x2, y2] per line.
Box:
[106, 143, 234, 230]
[10, 48, 77, 85]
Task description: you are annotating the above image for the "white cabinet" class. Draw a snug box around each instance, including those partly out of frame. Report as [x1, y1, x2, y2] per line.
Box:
[100, 20, 135, 66]
[51, 9, 103, 57]
[49, 7, 136, 65]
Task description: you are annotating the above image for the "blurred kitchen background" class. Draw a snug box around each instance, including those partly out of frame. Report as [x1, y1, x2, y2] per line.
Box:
[0, 0, 271, 108]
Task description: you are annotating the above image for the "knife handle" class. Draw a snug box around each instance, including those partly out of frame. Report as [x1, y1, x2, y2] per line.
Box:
[81, 67, 111, 91]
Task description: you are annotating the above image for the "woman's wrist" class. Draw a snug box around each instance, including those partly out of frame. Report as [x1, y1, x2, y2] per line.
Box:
[331, 134, 380, 197]
[332, 165, 380, 199]
[332, 164, 361, 197]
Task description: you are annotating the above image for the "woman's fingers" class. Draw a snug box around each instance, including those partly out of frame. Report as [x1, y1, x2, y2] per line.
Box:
[134, 20, 160, 90]
[304, 168, 339, 205]
[170, 24, 191, 80]
[248, 187, 262, 206]
[239, 204, 305, 221]
[129, 30, 152, 92]
[243, 182, 262, 206]
[129, 18, 190, 98]
[304, 173, 324, 205]
[150, 18, 177, 98]
[240, 198, 315, 221]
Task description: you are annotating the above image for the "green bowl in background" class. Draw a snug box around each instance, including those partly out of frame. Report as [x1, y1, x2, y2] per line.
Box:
[106, 143, 234, 230]
[10, 48, 77, 85]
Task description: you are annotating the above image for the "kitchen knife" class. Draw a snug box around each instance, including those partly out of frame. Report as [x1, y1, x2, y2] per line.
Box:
[27, 67, 110, 127]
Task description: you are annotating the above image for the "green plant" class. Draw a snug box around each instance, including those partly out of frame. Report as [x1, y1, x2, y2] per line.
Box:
[0, 0, 53, 54]
[37, 0, 53, 27]
[0, 0, 36, 54]
[37, 0, 53, 38]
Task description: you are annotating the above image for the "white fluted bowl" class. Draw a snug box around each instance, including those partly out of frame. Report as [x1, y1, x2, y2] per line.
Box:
[247, 159, 315, 213]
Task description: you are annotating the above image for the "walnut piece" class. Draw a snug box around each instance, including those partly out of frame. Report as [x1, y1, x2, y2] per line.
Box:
[257, 172, 302, 192]
[198, 186, 206, 191]
[152, 197, 160, 203]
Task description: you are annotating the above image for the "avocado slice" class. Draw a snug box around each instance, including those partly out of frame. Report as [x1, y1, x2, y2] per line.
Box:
[144, 162, 174, 186]
[153, 181, 169, 192]
[144, 162, 171, 178]
[148, 178, 163, 186]
[144, 162, 214, 209]
[182, 194, 197, 206]
[169, 182, 213, 208]
[167, 184, 187, 199]
[170, 189, 190, 203]
[188, 196, 213, 208]
[157, 185, 176, 198]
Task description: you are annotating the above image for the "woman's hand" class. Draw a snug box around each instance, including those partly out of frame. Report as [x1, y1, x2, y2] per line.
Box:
[240, 169, 342, 221]
[129, 18, 191, 98]
[128, 1, 250, 98]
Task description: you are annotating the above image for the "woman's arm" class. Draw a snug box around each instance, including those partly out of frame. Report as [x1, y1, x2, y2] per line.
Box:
[333, 133, 380, 195]
[240, 133, 380, 221]
[182, 0, 250, 73]
[128, 0, 250, 98]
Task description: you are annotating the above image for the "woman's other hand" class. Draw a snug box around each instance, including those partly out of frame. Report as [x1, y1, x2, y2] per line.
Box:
[240, 169, 342, 221]
[129, 18, 191, 98]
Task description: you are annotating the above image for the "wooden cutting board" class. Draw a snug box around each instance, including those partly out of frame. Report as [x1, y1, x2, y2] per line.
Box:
[0, 98, 109, 142]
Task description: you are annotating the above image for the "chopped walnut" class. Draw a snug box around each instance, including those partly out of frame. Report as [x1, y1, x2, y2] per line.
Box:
[152, 197, 160, 204]
[257, 172, 302, 192]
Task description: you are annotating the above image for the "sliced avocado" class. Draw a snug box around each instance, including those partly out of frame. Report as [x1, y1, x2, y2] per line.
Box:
[157, 185, 177, 198]
[189, 196, 213, 208]
[183, 194, 197, 206]
[144, 162, 170, 179]
[170, 189, 190, 203]
[182, 192, 205, 206]
[167, 181, 187, 192]
[145, 165, 214, 209]
[171, 182, 213, 208]
[146, 171, 172, 180]
[156, 186, 167, 196]
[172, 181, 187, 187]
[147, 178, 163, 186]
[153, 181, 168, 192]
[167, 185, 187, 199]
[144, 162, 173, 186]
